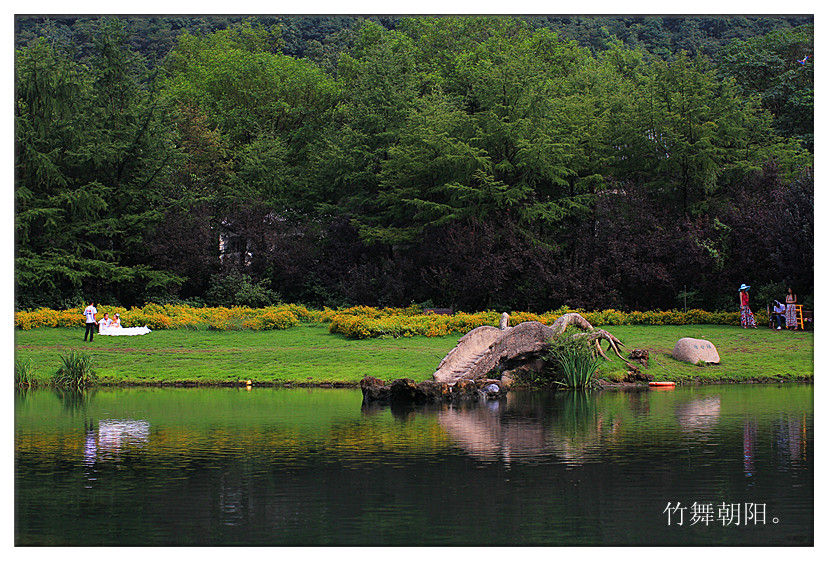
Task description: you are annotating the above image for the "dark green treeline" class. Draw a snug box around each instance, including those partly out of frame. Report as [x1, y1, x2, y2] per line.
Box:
[14, 16, 814, 312]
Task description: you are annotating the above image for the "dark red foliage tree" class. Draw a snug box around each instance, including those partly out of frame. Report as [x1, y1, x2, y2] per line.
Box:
[144, 202, 218, 301]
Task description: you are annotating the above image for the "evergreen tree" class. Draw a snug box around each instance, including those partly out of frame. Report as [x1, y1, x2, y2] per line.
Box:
[15, 19, 181, 308]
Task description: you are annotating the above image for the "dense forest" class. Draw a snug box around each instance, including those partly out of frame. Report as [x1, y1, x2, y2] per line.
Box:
[14, 15, 814, 313]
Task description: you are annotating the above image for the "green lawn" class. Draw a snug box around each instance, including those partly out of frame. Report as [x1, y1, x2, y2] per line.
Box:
[595, 324, 814, 383]
[14, 323, 813, 386]
[13, 324, 458, 385]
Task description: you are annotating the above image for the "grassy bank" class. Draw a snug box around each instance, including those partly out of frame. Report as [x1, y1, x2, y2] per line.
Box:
[13, 324, 455, 386]
[594, 324, 813, 384]
[13, 323, 813, 386]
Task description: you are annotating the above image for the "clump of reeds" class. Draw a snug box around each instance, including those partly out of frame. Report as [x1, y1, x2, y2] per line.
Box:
[15, 357, 39, 388]
[546, 333, 599, 389]
[52, 350, 97, 389]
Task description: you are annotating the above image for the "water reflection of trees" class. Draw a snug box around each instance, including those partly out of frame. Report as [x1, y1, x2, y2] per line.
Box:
[15, 387, 812, 546]
[16, 387, 810, 472]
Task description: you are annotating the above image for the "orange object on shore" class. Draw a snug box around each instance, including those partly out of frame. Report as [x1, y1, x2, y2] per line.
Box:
[649, 381, 676, 388]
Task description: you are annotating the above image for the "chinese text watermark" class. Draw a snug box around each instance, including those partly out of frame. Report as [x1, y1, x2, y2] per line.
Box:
[663, 502, 779, 526]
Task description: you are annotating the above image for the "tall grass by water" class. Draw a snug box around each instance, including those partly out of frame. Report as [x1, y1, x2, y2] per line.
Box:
[14, 358, 38, 388]
[51, 350, 97, 389]
[554, 350, 600, 389]
[545, 334, 601, 389]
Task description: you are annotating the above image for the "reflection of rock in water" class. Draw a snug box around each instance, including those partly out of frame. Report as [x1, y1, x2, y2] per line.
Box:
[84, 419, 151, 464]
[626, 390, 650, 416]
[438, 402, 551, 466]
[674, 396, 721, 433]
[361, 400, 449, 420]
[437, 397, 620, 467]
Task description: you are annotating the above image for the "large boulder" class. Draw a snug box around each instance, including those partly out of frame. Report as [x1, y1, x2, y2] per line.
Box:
[387, 378, 451, 403]
[431, 313, 626, 386]
[463, 321, 553, 381]
[360, 376, 390, 401]
[432, 325, 503, 384]
[672, 338, 720, 365]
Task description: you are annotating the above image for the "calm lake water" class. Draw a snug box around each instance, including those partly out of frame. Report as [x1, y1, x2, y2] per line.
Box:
[15, 384, 812, 546]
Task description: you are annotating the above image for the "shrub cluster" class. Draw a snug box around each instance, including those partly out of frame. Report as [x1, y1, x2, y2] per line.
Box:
[15, 304, 766, 337]
[579, 308, 752, 327]
[327, 309, 501, 339]
[14, 307, 86, 330]
[52, 350, 97, 389]
[14, 303, 312, 332]
[327, 307, 763, 338]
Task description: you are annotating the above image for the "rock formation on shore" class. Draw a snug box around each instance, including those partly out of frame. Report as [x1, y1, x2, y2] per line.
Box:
[360, 312, 629, 404]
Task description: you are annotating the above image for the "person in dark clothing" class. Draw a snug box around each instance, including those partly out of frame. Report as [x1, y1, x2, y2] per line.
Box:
[83, 301, 98, 341]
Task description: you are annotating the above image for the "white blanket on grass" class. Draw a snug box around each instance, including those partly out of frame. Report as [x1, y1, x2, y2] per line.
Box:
[100, 325, 152, 336]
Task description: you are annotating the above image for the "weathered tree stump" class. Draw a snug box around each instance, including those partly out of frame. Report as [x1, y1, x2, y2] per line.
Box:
[362, 312, 630, 404]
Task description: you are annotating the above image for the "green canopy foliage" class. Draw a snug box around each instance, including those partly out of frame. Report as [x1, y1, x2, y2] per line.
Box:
[15, 20, 183, 307]
[14, 16, 814, 311]
[718, 24, 813, 151]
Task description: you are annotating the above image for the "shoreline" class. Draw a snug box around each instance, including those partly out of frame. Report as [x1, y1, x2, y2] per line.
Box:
[23, 375, 813, 390]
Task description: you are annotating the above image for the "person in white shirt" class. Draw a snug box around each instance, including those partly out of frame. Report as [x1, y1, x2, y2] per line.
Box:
[99, 313, 112, 334]
[83, 301, 98, 341]
[772, 300, 786, 330]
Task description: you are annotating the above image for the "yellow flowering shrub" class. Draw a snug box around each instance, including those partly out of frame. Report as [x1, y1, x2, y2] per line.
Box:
[121, 306, 172, 330]
[13, 303, 759, 336]
[328, 314, 373, 338]
[259, 309, 299, 330]
[15, 307, 87, 330]
[508, 311, 542, 325]
[278, 303, 320, 323]
[14, 311, 35, 330]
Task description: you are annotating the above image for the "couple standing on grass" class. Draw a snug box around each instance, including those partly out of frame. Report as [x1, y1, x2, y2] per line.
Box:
[740, 285, 801, 330]
[83, 300, 152, 340]
[771, 287, 801, 330]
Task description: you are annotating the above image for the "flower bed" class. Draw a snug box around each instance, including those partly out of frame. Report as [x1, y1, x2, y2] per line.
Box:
[15, 304, 758, 337]
[15, 303, 308, 331]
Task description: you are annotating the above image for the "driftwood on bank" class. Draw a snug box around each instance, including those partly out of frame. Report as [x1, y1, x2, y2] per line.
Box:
[547, 313, 627, 361]
[432, 313, 628, 385]
[360, 312, 630, 404]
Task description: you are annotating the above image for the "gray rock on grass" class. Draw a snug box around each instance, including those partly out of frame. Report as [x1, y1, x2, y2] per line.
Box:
[672, 337, 720, 365]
